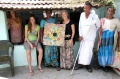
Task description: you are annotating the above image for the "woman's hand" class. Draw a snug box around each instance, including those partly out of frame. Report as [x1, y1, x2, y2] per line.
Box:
[30, 44, 34, 49]
[34, 43, 37, 47]
[79, 36, 83, 42]
[68, 39, 73, 46]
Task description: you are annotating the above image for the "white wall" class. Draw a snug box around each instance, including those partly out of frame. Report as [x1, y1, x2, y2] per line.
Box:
[0, 10, 9, 40]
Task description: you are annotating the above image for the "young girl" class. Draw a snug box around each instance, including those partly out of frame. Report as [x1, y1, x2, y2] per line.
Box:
[24, 15, 43, 76]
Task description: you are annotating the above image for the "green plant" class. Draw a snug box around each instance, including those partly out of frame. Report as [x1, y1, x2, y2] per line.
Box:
[98, 0, 115, 7]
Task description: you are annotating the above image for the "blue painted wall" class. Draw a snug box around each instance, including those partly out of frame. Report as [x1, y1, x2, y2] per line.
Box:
[114, 0, 120, 19]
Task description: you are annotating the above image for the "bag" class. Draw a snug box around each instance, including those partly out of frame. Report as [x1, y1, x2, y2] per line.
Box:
[111, 31, 120, 69]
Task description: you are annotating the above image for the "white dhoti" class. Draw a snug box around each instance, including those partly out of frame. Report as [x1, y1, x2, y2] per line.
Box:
[78, 40, 94, 65]
[78, 11, 100, 65]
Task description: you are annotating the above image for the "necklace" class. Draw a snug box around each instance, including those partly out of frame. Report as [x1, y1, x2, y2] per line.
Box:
[63, 19, 70, 24]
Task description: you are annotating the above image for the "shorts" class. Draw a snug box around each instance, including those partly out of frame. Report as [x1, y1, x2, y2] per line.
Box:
[24, 40, 42, 51]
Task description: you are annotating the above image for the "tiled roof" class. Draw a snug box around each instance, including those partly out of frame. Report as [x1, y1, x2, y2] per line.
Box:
[0, 0, 85, 9]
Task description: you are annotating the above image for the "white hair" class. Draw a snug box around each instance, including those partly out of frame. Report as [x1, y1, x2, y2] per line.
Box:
[61, 10, 68, 15]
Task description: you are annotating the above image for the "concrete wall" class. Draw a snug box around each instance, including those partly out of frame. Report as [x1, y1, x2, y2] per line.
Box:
[114, 0, 120, 19]
[0, 11, 9, 40]
[93, 6, 107, 19]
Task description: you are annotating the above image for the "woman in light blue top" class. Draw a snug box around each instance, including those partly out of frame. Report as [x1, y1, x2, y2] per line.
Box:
[40, 10, 60, 71]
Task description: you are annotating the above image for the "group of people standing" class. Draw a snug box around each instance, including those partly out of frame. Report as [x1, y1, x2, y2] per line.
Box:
[24, 10, 75, 76]
[7, 1, 120, 76]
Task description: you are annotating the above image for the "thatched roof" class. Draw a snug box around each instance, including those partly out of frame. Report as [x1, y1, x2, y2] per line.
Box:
[0, 0, 86, 9]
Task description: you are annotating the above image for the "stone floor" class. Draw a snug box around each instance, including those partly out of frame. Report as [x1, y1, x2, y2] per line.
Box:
[0, 66, 120, 79]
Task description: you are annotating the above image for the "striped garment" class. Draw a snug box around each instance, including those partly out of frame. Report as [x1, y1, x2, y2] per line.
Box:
[98, 30, 114, 66]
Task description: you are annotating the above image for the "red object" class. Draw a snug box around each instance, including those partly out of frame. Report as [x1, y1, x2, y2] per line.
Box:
[115, 68, 120, 72]
[97, 18, 105, 50]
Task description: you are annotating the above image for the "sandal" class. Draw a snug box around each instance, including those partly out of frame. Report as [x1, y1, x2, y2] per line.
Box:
[29, 72, 34, 76]
[66, 67, 71, 70]
[38, 68, 44, 73]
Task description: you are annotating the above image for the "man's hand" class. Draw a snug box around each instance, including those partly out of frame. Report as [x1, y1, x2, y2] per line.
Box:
[79, 36, 83, 42]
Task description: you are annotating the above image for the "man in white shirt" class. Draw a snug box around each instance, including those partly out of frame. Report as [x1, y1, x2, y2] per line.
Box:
[74, 1, 100, 73]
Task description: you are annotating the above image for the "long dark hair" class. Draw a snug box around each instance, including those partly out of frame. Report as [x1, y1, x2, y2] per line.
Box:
[28, 14, 36, 32]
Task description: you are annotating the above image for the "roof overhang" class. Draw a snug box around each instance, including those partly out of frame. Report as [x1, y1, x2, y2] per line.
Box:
[0, 0, 86, 10]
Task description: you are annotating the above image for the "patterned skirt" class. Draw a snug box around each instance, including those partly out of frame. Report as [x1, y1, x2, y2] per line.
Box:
[98, 30, 114, 66]
[10, 25, 22, 43]
[60, 40, 74, 69]
[44, 46, 59, 67]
